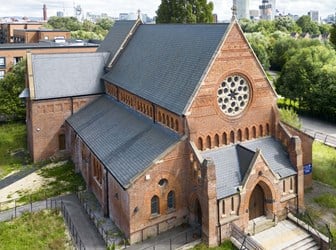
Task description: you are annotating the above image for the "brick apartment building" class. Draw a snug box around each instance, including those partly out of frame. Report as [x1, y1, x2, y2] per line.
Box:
[13, 29, 70, 43]
[0, 22, 43, 43]
[25, 19, 313, 246]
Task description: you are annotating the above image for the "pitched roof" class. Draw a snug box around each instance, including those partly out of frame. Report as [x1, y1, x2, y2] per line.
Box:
[96, 20, 138, 56]
[201, 136, 296, 199]
[67, 95, 181, 188]
[30, 52, 109, 100]
[102, 23, 230, 115]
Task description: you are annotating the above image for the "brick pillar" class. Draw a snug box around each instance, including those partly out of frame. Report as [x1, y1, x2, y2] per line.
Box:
[201, 159, 218, 247]
[102, 167, 109, 217]
[289, 136, 304, 211]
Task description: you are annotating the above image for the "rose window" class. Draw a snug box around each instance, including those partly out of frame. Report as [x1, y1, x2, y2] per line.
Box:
[217, 75, 250, 116]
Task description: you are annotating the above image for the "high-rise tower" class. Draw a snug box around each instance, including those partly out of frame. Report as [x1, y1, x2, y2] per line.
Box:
[237, 0, 250, 19]
[259, 0, 272, 20]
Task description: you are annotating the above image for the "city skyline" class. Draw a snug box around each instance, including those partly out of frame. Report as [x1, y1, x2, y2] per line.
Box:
[1, 0, 335, 21]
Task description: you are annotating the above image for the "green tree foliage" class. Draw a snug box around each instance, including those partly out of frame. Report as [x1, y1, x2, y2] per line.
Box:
[47, 16, 82, 31]
[156, 0, 214, 23]
[279, 108, 302, 129]
[245, 32, 271, 69]
[276, 45, 336, 119]
[270, 37, 297, 71]
[296, 15, 320, 35]
[0, 60, 26, 121]
[274, 16, 301, 33]
[46, 17, 114, 40]
[330, 24, 336, 49]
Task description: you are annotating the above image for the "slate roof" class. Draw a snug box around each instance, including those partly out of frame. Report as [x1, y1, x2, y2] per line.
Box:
[102, 23, 230, 115]
[30, 52, 109, 100]
[96, 20, 138, 56]
[201, 136, 297, 199]
[67, 95, 181, 188]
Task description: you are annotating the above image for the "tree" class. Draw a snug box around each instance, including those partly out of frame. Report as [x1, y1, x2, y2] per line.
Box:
[156, 0, 214, 24]
[274, 16, 301, 33]
[47, 16, 82, 31]
[279, 108, 301, 129]
[0, 60, 26, 121]
[245, 32, 271, 69]
[330, 24, 336, 49]
[276, 45, 336, 118]
[296, 15, 320, 35]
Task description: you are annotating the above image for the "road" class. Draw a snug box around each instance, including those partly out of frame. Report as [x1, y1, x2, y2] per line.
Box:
[299, 115, 336, 147]
[300, 115, 336, 137]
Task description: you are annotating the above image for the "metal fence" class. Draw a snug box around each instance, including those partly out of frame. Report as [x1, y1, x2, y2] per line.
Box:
[60, 200, 86, 250]
[302, 127, 336, 147]
[0, 197, 59, 221]
[139, 227, 200, 250]
[230, 223, 265, 250]
[76, 191, 121, 247]
[0, 197, 86, 250]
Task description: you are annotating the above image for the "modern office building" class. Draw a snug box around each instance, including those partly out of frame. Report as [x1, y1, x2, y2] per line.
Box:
[237, 0, 250, 19]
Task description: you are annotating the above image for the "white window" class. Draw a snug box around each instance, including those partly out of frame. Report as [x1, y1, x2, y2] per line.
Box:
[0, 70, 4, 79]
[0, 57, 5, 67]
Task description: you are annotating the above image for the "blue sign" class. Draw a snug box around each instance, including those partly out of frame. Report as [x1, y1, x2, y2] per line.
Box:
[304, 163, 312, 175]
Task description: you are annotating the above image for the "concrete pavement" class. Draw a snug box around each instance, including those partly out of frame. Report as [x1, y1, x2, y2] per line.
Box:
[251, 220, 318, 250]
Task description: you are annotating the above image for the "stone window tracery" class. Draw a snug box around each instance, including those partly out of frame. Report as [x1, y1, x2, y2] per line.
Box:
[217, 75, 250, 116]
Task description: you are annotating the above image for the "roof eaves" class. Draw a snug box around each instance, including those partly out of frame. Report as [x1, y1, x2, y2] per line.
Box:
[26, 52, 35, 99]
[182, 22, 231, 115]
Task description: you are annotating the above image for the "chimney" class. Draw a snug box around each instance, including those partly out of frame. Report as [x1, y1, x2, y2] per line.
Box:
[43, 4, 47, 21]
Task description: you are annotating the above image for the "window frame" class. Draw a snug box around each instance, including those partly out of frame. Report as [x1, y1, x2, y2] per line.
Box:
[167, 191, 175, 210]
[151, 195, 160, 215]
[0, 57, 5, 68]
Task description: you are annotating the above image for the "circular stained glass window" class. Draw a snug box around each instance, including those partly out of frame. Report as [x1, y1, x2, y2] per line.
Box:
[217, 75, 250, 116]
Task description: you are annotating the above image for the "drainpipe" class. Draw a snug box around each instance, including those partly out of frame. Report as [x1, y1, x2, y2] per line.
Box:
[217, 200, 222, 245]
[105, 167, 110, 217]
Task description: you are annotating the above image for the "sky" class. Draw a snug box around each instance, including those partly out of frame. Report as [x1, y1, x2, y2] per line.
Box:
[0, 0, 335, 21]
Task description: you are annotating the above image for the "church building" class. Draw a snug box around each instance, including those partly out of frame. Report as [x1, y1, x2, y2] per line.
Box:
[25, 18, 313, 246]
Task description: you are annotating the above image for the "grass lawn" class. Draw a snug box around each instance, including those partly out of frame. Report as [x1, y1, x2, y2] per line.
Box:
[193, 241, 237, 250]
[0, 122, 29, 179]
[312, 141, 336, 188]
[16, 160, 86, 204]
[0, 209, 72, 250]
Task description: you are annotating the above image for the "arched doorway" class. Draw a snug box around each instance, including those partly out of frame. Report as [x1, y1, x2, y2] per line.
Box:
[195, 199, 202, 226]
[249, 184, 265, 220]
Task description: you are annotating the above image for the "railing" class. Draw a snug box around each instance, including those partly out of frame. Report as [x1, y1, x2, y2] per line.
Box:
[76, 191, 125, 248]
[140, 226, 201, 250]
[60, 200, 86, 250]
[302, 127, 336, 147]
[325, 224, 335, 249]
[0, 197, 85, 250]
[230, 223, 265, 250]
[0, 197, 59, 221]
[287, 206, 331, 249]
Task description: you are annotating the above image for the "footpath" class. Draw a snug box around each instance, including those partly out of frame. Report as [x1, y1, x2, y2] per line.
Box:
[0, 193, 106, 250]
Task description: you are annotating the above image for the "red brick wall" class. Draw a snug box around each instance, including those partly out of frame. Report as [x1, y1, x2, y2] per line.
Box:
[126, 140, 190, 244]
[28, 95, 99, 162]
[186, 23, 277, 148]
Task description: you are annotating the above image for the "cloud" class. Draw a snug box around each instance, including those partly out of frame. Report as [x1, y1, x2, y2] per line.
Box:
[0, 0, 334, 20]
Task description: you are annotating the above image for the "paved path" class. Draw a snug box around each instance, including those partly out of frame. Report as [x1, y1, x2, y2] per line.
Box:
[0, 194, 106, 250]
[0, 166, 36, 189]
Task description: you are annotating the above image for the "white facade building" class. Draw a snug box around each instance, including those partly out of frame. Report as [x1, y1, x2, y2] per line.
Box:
[237, 0, 250, 19]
